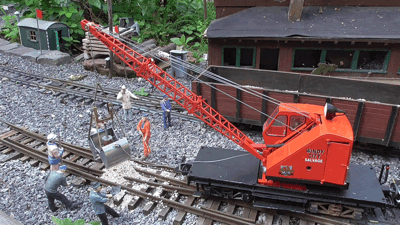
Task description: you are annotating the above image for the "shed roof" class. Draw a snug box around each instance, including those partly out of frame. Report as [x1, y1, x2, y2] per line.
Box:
[17, 18, 68, 30]
[206, 6, 400, 40]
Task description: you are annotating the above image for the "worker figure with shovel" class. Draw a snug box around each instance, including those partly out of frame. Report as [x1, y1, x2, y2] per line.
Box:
[89, 182, 120, 225]
[136, 114, 151, 158]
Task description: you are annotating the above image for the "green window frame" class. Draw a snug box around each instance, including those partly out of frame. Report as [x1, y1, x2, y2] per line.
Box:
[292, 48, 391, 74]
[222, 46, 256, 68]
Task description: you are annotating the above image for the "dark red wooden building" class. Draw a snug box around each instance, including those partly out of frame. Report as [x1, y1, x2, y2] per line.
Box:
[206, 0, 400, 77]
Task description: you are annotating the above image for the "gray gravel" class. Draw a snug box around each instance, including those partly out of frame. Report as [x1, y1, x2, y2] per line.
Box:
[0, 52, 399, 224]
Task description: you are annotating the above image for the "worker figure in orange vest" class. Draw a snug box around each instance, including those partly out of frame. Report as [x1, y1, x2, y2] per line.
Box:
[137, 114, 151, 158]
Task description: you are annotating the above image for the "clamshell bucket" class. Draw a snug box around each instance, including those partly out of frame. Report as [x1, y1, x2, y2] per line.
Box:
[89, 128, 130, 168]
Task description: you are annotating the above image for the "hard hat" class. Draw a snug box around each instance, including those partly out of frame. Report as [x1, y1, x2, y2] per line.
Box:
[92, 182, 101, 189]
[142, 114, 147, 117]
[163, 94, 168, 98]
[59, 165, 67, 170]
[121, 85, 126, 89]
[47, 133, 57, 141]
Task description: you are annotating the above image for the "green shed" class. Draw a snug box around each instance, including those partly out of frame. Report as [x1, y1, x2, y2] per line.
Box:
[17, 18, 70, 51]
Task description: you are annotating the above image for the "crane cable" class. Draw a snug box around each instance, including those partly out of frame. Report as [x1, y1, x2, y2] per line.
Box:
[91, 26, 310, 132]
[96, 26, 309, 118]
[166, 54, 310, 118]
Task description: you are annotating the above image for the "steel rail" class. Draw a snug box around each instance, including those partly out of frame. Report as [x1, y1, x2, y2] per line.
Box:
[131, 159, 175, 171]
[1, 139, 104, 176]
[0, 120, 94, 159]
[0, 66, 185, 111]
[126, 163, 354, 225]
[66, 168, 255, 225]
[123, 176, 194, 195]
[132, 166, 189, 187]
[0, 73, 202, 123]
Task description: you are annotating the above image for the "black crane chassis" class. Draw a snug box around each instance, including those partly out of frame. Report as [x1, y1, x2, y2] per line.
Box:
[182, 147, 399, 220]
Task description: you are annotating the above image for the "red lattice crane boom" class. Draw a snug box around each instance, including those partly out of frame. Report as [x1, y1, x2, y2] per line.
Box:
[80, 20, 261, 161]
[81, 20, 354, 189]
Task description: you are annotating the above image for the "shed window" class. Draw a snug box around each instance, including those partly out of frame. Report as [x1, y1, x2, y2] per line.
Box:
[292, 48, 390, 73]
[260, 48, 279, 70]
[293, 49, 321, 68]
[222, 47, 256, 68]
[240, 48, 254, 68]
[223, 48, 236, 66]
[357, 51, 388, 70]
[29, 31, 37, 42]
[325, 50, 354, 69]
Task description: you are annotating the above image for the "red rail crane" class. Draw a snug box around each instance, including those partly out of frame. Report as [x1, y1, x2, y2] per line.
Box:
[81, 20, 353, 190]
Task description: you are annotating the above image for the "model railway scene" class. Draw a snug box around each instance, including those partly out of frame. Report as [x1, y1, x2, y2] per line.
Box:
[1, 0, 400, 225]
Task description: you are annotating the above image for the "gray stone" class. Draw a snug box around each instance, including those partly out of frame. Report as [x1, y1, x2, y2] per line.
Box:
[21, 50, 51, 62]
[4, 46, 35, 57]
[0, 39, 10, 47]
[0, 43, 19, 52]
[37, 50, 71, 65]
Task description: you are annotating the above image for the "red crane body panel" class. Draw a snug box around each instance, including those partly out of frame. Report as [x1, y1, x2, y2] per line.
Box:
[264, 104, 354, 186]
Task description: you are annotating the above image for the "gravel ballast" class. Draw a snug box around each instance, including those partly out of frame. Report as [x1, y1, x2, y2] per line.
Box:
[0, 52, 399, 224]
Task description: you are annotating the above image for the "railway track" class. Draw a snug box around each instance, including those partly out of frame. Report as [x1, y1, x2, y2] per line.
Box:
[119, 162, 354, 225]
[0, 120, 104, 185]
[0, 121, 350, 225]
[0, 66, 201, 123]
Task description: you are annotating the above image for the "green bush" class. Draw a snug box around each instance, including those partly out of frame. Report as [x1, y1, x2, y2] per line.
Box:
[3, 0, 215, 58]
[52, 216, 100, 225]
[0, 9, 19, 42]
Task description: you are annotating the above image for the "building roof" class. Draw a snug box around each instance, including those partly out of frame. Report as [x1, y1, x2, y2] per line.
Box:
[17, 18, 68, 30]
[206, 6, 400, 40]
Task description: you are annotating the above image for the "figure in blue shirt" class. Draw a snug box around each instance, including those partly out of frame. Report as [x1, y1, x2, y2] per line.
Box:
[89, 182, 120, 225]
[160, 94, 172, 130]
[47, 133, 64, 171]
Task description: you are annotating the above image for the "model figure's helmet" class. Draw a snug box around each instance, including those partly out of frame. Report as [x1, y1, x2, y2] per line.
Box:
[47, 133, 57, 142]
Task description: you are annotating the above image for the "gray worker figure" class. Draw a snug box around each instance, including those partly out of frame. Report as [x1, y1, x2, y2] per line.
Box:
[89, 182, 120, 225]
[44, 165, 79, 212]
[116, 85, 139, 122]
[160, 94, 172, 130]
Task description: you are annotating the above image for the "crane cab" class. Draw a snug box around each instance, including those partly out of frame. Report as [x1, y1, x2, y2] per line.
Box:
[262, 104, 316, 146]
[261, 103, 354, 188]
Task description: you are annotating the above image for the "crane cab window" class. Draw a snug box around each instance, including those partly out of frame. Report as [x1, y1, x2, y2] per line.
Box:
[266, 115, 287, 137]
[290, 116, 305, 130]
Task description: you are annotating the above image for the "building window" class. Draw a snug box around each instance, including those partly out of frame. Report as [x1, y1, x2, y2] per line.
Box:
[357, 51, 388, 70]
[222, 47, 256, 68]
[223, 48, 236, 66]
[325, 50, 354, 69]
[240, 48, 254, 68]
[293, 49, 322, 68]
[30, 31, 37, 42]
[260, 48, 279, 70]
[292, 48, 390, 73]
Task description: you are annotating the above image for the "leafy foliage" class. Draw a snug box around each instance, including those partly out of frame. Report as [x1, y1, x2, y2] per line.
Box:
[2, 0, 215, 60]
[52, 216, 100, 225]
[134, 87, 149, 96]
[131, 0, 215, 55]
[0, 9, 19, 42]
[171, 34, 194, 50]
